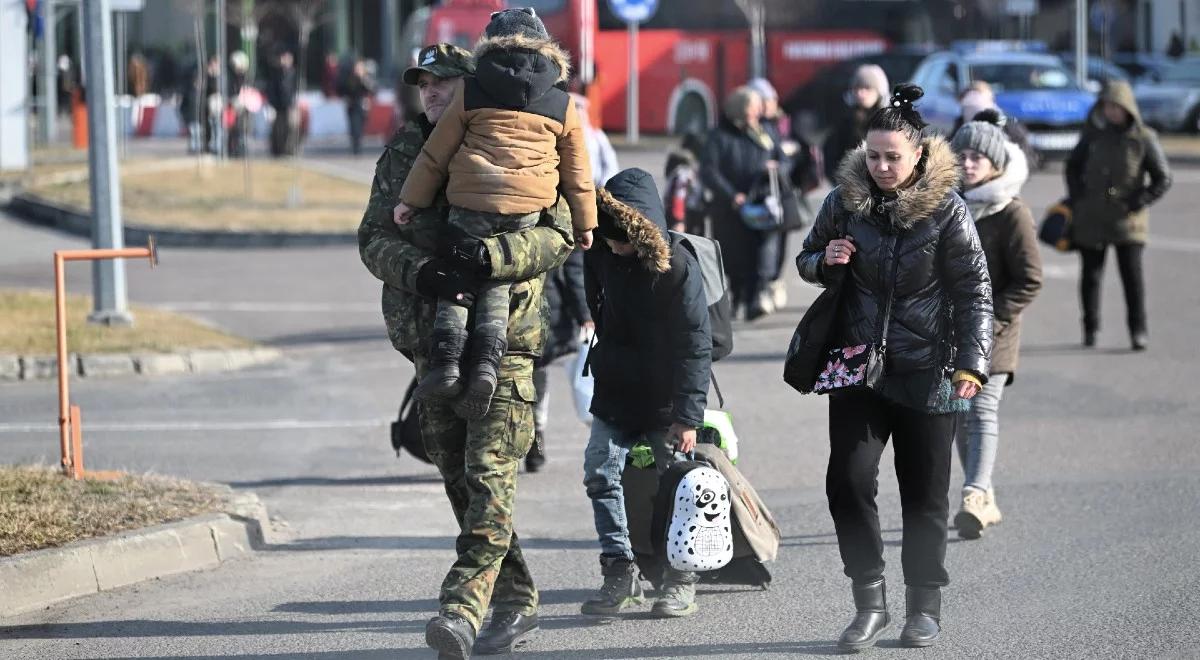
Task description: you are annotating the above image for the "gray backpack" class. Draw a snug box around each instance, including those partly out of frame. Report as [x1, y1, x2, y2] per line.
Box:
[669, 231, 733, 362]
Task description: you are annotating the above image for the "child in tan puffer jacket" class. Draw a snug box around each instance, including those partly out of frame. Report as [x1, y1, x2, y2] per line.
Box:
[394, 8, 597, 419]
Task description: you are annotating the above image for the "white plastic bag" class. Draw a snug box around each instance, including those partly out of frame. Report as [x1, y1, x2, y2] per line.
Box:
[567, 330, 594, 425]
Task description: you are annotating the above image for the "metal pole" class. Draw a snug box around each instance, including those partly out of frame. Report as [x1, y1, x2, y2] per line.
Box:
[335, 0, 350, 56]
[381, 0, 398, 85]
[82, 0, 132, 326]
[626, 20, 638, 144]
[216, 0, 227, 160]
[41, 0, 58, 145]
[1075, 0, 1088, 89]
[115, 11, 126, 160]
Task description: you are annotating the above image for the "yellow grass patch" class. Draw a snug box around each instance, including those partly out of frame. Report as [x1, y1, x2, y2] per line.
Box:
[0, 289, 252, 355]
[28, 160, 370, 232]
[0, 465, 227, 556]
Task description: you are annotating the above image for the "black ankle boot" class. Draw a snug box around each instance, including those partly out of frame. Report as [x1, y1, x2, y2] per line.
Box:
[454, 333, 506, 420]
[414, 329, 468, 402]
[838, 578, 890, 651]
[900, 586, 941, 648]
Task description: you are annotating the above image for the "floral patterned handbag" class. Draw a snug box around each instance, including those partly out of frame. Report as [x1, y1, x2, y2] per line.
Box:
[812, 236, 901, 394]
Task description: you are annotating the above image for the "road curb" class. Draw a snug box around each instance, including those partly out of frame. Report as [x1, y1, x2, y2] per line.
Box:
[0, 489, 271, 619]
[1167, 152, 1200, 166]
[0, 348, 281, 383]
[5, 192, 356, 248]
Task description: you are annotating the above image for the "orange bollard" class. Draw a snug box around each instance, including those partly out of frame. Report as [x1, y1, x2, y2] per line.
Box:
[54, 239, 157, 480]
[71, 90, 89, 150]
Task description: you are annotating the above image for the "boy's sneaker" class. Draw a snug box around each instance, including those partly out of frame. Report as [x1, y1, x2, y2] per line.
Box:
[651, 568, 698, 618]
[581, 556, 643, 616]
[414, 329, 468, 403]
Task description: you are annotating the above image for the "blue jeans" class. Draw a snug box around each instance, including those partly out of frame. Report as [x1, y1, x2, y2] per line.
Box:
[956, 375, 1007, 492]
[583, 417, 684, 560]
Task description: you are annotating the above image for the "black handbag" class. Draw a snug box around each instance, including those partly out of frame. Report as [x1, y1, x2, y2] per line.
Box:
[390, 378, 431, 463]
[1038, 199, 1074, 252]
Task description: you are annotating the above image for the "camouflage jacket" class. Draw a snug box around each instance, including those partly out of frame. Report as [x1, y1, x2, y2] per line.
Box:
[357, 114, 575, 361]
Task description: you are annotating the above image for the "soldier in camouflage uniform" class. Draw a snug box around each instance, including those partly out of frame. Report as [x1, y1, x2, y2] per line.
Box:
[357, 44, 575, 658]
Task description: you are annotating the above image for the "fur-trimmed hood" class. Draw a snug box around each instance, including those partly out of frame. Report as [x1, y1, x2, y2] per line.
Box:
[475, 33, 571, 82]
[472, 33, 571, 110]
[835, 135, 962, 230]
[596, 169, 671, 273]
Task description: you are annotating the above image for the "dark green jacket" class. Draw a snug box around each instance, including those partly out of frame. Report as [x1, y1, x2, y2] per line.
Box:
[1066, 81, 1172, 247]
[357, 115, 575, 363]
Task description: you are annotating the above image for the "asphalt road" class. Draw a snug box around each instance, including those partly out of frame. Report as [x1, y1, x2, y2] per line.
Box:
[1, 153, 1199, 659]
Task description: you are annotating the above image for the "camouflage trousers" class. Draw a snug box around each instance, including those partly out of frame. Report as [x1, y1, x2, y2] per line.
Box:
[415, 353, 539, 632]
[433, 207, 542, 341]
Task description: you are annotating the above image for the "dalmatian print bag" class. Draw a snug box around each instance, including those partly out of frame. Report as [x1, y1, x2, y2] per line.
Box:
[653, 460, 734, 572]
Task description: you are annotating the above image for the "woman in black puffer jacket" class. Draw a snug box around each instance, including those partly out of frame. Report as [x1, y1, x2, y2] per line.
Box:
[795, 85, 993, 651]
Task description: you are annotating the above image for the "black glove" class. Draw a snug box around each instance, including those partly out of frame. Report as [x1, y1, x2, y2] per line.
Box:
[415, 259, 478, 307]
[443, 238, 491, 277]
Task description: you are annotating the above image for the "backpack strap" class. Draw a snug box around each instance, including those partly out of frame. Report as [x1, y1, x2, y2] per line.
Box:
[711, 369, 726, 409]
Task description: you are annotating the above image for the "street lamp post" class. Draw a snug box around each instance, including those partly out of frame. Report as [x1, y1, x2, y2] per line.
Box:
[81, 0, 132, 326]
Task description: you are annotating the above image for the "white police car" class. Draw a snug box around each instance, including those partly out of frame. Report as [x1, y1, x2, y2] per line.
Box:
[910, 42, 1096, 157]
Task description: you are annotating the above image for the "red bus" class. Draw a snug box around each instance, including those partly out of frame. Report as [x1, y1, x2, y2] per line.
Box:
[399, 0, 932, 134]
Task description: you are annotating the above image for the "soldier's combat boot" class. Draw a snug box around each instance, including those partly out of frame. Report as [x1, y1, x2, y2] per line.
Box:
[425, 612, 476, 659]
[650, 568, 698, 618]
[454, 332, 506, 420]
[581, 556, 643, 616]
[473, 611, 539, 655]
[414, 329, 468, 403]
[837, 578, 890, 652]
[900, 586, 941, 648]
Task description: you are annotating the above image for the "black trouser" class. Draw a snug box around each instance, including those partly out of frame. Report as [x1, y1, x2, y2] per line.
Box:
[347, 105, 366, 155]
[1079, 243, 1146, 335]
[826, 388, 957, 588]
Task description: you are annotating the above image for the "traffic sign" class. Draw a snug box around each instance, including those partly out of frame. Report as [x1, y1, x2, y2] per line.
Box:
[607, 0, 658, 24]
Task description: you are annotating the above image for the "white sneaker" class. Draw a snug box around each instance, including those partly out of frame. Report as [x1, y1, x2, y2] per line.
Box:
[770, 279, 788, 310]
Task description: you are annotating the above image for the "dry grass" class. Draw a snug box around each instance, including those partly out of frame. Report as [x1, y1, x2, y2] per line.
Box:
[27, 160, 369, 232]
[0, 465, 227, 556]
[0, 289, 253, 355]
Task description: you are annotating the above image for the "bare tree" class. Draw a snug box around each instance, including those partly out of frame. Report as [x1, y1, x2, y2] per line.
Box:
[735, 0, 767, 79]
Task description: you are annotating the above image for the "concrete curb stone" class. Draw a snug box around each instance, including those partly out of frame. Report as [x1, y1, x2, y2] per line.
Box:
[134, 352, 191, 375]
[2, 348, 281, 383]
[0, 492, 270, 618]
[0, 355, 20, 381]
[79, 353, 138, 378]
[5, 192, 356, 248]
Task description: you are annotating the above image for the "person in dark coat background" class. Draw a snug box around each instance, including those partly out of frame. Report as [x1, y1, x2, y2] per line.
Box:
[340, 58, 374, 156]
[581, 167, 711, 620]
[950, 112, 1043, 541]
[701, 86, 785, 320]
[1066, 80, 1171, 350]
[796, 84, 993, 651]
[266, 49, 299, 157]
[822, 64, 889, 183]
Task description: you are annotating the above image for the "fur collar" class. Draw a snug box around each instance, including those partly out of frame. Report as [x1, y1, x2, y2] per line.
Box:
[474, 33, 571, 83]
[835, 135, 961, 230]
[963, 141, 1028, 221]
[596, 187, 671, 273]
